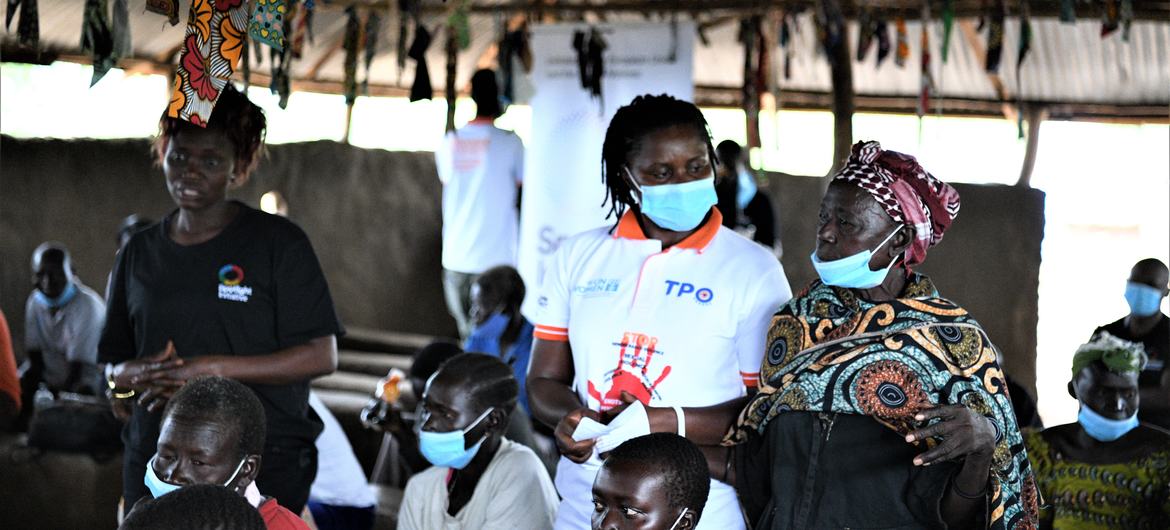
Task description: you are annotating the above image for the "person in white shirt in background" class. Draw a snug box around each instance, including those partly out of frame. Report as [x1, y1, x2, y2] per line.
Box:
[398, 353, 558, 530]
[306, 392, 377, 530]
[527, 94, 792, 530]
[19, 242, 107, 429]
[435, 69, 525, 340]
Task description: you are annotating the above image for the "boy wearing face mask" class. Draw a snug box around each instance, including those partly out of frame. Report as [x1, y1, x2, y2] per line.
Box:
[398, 353, 557, 529]
[591, 433, 709, 530]
[139, 376, 309, 530]
[1023, 333, 1170, 529]
[1092, 258, 1170, 429]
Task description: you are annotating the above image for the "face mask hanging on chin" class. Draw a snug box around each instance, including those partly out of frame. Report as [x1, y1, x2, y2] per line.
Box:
[33, 282, 78, 309]
[810, 224, 904, 289]
[625, 168, 717, 232]
[1077, 403, 1139, 442]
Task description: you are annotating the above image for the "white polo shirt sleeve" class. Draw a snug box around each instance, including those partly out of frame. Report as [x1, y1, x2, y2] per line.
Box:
[735, 266, 792, 388]
[532, 240, 571, 342]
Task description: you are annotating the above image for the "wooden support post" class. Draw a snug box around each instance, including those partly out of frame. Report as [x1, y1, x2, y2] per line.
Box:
[343, 101, 356, 145]
[825, 0, 853, 177]
[1017, 105, 1047, 187]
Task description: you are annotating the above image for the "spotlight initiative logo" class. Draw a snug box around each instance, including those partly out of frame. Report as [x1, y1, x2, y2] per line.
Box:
[217, 264, 252, 302]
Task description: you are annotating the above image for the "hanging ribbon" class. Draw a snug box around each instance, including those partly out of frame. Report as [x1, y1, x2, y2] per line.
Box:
[145, 0, 179, 26]
[1059, 0, 1076, 23]
[444, 24, 457, 132]
[572, 29, 589, 90]
[1101, 0, 1119, 37]
[779, 14, 792, 79]
[241, 34, 250, 91]
[448, 0, 470, 50]
[81, 0, 114, 86]
[362, 11, 381, 96]
[111, 0, 130, 58]
[167, 0, 249, 126]
[397, 0, 416, 82]
[586, 27, 606, 105]
[6, 0, 38, 48]
[875, 20, 891, 66]
[1120, 0, 1133, 41]
[342, 6, 360, 106]
[856, 7, 876, 62]
[894, 17, 908, 68]
[940, 0, 954, 64]
[268, 2, 294, 109]
[249, 0, 287, 51]
[918, 4, 933, 118]
[407, 23, 432, 101]
[985, 0, 1005, 73]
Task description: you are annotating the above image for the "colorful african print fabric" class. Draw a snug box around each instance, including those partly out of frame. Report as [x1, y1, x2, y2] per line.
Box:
[1024, 431, 1170, 529]
[167, 0, 248, 127]
[730, 274, 1041, 529]
[248, 0, 286, 51]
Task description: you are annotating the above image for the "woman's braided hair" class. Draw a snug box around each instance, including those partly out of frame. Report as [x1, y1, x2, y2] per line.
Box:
[600, 94, 717, 227]
[435, 353, 519, 413]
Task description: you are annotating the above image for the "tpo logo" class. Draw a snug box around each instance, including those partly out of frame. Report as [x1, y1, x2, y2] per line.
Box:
[664, 280, 714, 305]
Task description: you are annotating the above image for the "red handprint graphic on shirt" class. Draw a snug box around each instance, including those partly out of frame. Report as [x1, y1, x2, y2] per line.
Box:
[588, 331, 672, 411]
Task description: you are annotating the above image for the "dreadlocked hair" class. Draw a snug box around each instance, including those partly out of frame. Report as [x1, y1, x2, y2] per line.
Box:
[600, 94, 717, 227]
[153, 83, 267, 178]
[605, 433, 710, 517]
[163, 376, 266, 459]
[434, 353, 519, 413]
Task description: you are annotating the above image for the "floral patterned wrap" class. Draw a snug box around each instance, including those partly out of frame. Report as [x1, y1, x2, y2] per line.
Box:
[728, 274, 1041, 529]
[167, 0, 248, 126]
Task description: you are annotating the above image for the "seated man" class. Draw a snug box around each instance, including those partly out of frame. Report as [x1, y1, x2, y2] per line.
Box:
[144, 376, 309, 530]
[1024, 332, 1170, 529]
[397, 353, 558, 529]
[465, 265, 535, 418]
[1093, 258, 1170, 429]
[19, 243, 106, 427]
[121, 484, 265, 530]
[591, 433, 710, 530]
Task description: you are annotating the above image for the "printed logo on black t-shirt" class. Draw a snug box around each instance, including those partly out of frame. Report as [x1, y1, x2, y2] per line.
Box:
[217, 264, 253, 302]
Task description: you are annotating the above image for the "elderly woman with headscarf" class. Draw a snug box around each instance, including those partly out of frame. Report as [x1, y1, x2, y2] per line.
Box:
[1024, 332, 1170, 529]
[727, 142, 1040, 529]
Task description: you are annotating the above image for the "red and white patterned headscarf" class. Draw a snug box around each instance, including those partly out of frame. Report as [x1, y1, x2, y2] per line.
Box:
[832, 141, 961, 267]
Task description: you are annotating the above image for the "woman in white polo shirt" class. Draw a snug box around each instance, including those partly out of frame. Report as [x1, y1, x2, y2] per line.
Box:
[527, 94, 792, 530]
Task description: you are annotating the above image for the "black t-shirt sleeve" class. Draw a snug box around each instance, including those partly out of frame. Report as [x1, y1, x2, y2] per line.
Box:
[99, 245, 137, 364]
[273, 228, 344, 349]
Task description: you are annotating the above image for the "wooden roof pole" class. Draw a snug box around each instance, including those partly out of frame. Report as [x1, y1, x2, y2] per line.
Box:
[1016, 105, 1048, 187]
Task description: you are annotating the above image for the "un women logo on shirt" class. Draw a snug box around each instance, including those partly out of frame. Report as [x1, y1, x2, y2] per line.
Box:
[217, 264, 253, 302]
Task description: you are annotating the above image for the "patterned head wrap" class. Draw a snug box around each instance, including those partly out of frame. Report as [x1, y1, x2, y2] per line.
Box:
[1072, 331, 1148, 377]
[832, 141, 961, 267]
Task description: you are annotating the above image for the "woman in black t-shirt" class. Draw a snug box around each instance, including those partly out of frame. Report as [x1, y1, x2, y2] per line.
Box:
[99, 85, 343, 513]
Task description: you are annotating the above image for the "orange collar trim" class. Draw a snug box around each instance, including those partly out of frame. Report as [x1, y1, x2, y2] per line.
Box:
[613, 208, 722, 252]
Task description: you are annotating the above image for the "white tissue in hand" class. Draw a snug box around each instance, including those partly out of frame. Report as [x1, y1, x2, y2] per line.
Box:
[569, 401, 651, 454]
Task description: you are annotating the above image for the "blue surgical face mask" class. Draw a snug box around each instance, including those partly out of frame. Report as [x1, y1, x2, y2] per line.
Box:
[810, 225, 904, 289]
[627, 170, 717, 232]
[418, 406, 494, 469]
[144, 454, 247, 499]
[736, 169, 758, 210]
[1125, 281, 1164, 317]
[33, 282, 77, 309]
[1077, 403, 1139, 442]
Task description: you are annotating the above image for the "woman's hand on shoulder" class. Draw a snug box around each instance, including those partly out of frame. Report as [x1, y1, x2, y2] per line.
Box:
[905, 404, 996, 467]
[555, 407, 601, 463]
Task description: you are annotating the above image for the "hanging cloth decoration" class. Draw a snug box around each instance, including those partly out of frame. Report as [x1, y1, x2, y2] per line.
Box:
[145, 0, 179, 26]
[856, 7, 877, 62]
[290, 0, 312, 59]
[1101, 0, 1119, 37]
[6, 0, 38, 48]
[249, 0, 287, 51]
[875, 20, 891, 66]
[940, 0, 954, 64]
[448, 0, 470, 50]
[342, 6, 360, 106]
[407, 23, 432, 101]
[241, 34, 251, 91]
[572, 29, 589, 89]
[573, 27, 606, 103]
[362, 11, 381, 96]
[917, 5, 933, 119]
[1120, 0, 1133, 41]
[397, 0, 418, 82]
[1059, 0, 1076, 23]
[167, 0, 249, 126]
[268, 2, 295, 109]
[893, 17, 909, 68]
[779, 14, 792, 80]
[111, 0, 130, 58]
[80, 0, 115, 87]
[985, 0, 1005, 73]
[444, 24, 457, 132]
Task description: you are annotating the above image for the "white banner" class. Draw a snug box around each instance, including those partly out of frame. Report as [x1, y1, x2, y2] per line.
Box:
[519, 22, 694, 317]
